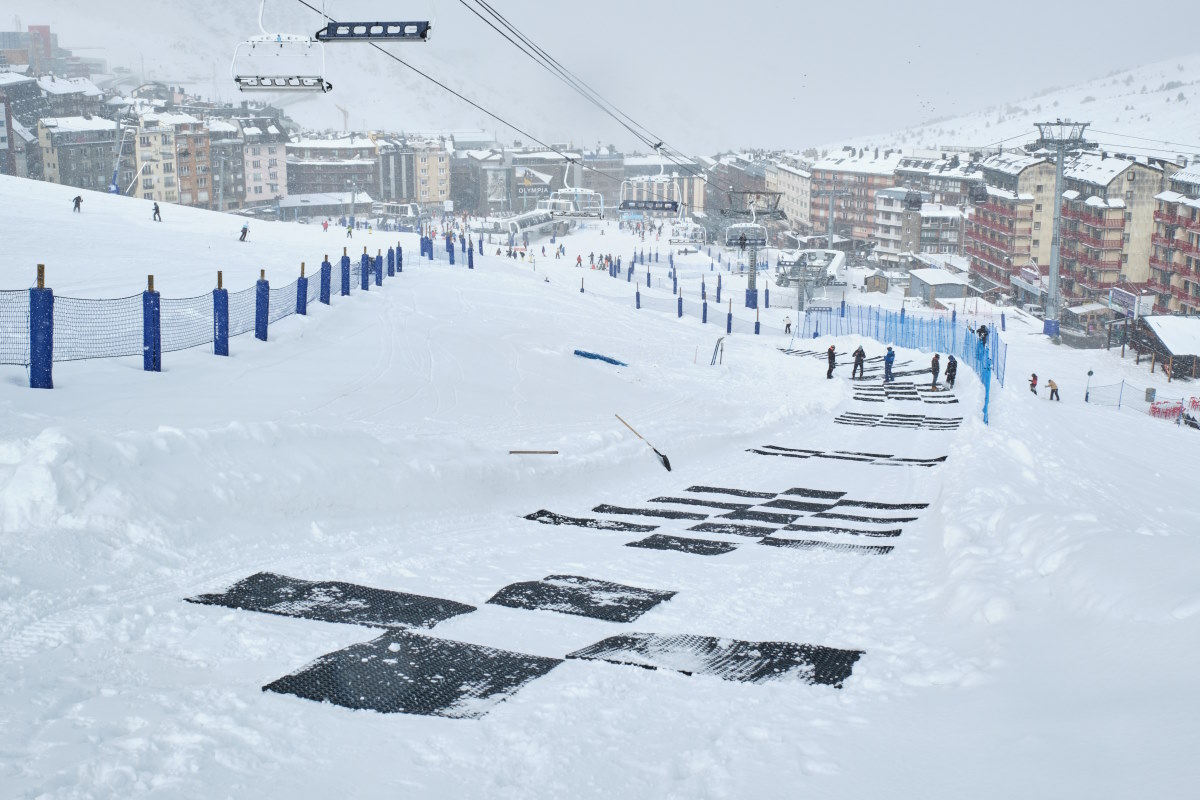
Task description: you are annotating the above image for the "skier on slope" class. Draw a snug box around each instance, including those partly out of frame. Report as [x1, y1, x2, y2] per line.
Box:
[72, 195, 82, 212]
[152, 202, 161, 222]
[239, 223, 249, 241]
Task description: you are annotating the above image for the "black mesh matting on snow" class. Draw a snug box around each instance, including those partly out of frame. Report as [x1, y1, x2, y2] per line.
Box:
[686, 485, 777, 499]
[783, 486, 848, 500]
[813, 511, 919, 524]
[648, 496, 752, 511]
[760, 538, 893, 555]
[486, 575, 676, 622]
[625, 533, 740, 556]
[836, 499, 929, 510]
[263, 631, 562, 718]
[687, 522, 779, 537]
[784, 523, 902, 538]
[833, 412, 962, 431]
[761, 498, 838, 513]
[524, 509, 657, 532]
[566, 632, 863, 688]
[593, 504, 708, 520]
[186, 571, 476, 629]
[717, 509, 799, 525]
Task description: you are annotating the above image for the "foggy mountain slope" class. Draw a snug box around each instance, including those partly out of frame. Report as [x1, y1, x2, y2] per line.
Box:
[833, 53, 1200, 159]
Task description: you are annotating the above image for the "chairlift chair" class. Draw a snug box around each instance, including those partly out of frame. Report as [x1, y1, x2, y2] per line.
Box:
[724, 221, 768, 249]
[316, 21, 432, 42]
[232, 3, 332, 93]
[544, 164, 605, 218]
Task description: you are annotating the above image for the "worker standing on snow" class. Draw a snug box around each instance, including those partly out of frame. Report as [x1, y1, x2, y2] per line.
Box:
[826, 345, 837, 379]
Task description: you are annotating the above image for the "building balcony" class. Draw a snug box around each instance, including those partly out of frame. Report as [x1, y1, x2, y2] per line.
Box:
[1170, 284, 1199, 303]
[1065, 229, 1117, 250]
[1149, 254, 1177, 274]
[1145, 279, 1173, 295]
[1154, 209, 1183, 226]
[1072, 252, 1121, 271]
[971, 215, 1031, 238]
[977, 201, 1032, 219]
[964, 244, 1010, 271]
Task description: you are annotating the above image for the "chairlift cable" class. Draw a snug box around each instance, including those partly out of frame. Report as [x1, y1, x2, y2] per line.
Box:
[288, 0, 692, 207]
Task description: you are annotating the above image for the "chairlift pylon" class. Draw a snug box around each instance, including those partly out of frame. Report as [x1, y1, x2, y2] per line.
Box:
[231, 1, 332, 93]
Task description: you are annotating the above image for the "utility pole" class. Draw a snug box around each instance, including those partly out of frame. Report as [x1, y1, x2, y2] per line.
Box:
[1035, 120, 1090, 343]
[813, 182, 853, 252]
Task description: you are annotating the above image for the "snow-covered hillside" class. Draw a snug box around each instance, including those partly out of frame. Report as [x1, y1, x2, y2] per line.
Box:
[830, 53, 1200, 160]
[1, 177, 1198, 798]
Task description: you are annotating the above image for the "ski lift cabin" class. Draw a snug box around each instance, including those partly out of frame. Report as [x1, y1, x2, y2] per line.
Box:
[724, 222, 768, 250]
[315, 21, 432, 42]
[618, 175, 681, 219]
[669, 219, 706, 250]
[540, 187, 604, 219]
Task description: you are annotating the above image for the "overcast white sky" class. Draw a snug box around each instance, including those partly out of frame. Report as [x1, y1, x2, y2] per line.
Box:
[13, 0, 1194, 154]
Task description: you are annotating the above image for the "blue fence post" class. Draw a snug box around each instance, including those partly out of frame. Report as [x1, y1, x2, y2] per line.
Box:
[702, 279, 706, 301]
[29, 265, 53, 389]
[143, 274, 161, 372]
[646, 268, 651, 288]
[1001, 312, 1007, 332]
[580, 277, 585, 294]
[840, 299, 845, 317]
[360, 249, 371, 291]
[702, 300, 708, 324]
[255, 270, 269, 341]
[677, 295, 683, 318]
[387, 247, 395, 277]
[468, 245, 474, 269]
[727, 306, 733, 335]
[320, 256, 332, 304]
[341, 248, 351, 296]
[213, 270, 229, 356]
[765, 287, 770, 308]
[636, 288, 641, 309]
[461, 236, 466, 254]
[297, 263, 309, 315]
[397, 243, 403, 273]
[716, 274, 722, 305]
[655, 249, 659, 263]
[951, 307, 957, 324]
[375, 252, 383, 285]
[669, 253, 674, 269]
[448, 244, 455, 266]
[672, 271, 678, 295]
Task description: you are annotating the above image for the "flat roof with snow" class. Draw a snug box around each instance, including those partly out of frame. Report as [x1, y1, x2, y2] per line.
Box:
[1142, 316, 1200, 356]
[909, 268, 969, 286]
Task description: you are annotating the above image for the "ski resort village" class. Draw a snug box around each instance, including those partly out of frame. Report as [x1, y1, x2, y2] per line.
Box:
[1, 5, 1199, 799]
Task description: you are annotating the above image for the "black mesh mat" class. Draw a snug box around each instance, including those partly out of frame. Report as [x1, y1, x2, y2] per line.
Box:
[687, 522, 778, 538]
[760, 538, 893, 555]
[524, 509, 657, 532]
[567, 632, 863, 688]
[813, 512, 919, 524]
[625, 534, 739, 556]
[648, 496, 752, 511]
[761, 499, 837, 513]
[836, 499, 929, 510]
[717, 509, 799, 525]
[834, 412, 962, 431]
[592, 504, 708, 520]
[263, 631, 562, 718]
[686, 485, 776, 499]
[486, 575, 676, 623]
[784, 523, 902, 538]
[186, 571, 476, 629]
[782, 487, 847, 500]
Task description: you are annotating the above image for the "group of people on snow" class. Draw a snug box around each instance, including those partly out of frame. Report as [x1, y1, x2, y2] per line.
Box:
[823, 343, 956, 389]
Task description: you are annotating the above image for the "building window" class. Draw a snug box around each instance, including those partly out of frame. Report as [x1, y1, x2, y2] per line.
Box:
[1036, 184, 1044, 192]
[1035, 204, 1042, 212]
[268, 146, 276, 154]
[143, 192, 153, 200]
[1033, 239, 1040, 248]
[143, 178, 154, 189]
[252, 160, 261, 168]
[253, 185, 263, 195]
[1034, 221, 1041, 230]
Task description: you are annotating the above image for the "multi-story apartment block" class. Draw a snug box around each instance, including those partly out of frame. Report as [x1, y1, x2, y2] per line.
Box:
[38, 116, 133, 192]
[765, 160, 811, 232]
[1056, 152, 1166, 301]
[705, 154, 766, 218]
[412, 139, 450, 206]
[874, 187, 909, 264]
[285, 133, 374, 202]
[896, 154, 980, 206]
[809, 148, 903, 241]
[905, 203, 965, 257]
[132, 115, 180, 203]
[0, 71, 49, 178]
[241, 117, 289, 205]
[1149, 163, 1200, 315]
[206, 118, 244, 211]
[965, 152, 1054, 291]
[143, 112, 213, 208]
[36, 75, 102, 118]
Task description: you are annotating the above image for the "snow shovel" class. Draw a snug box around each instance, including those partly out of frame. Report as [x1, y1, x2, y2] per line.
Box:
[615, 414, 672, 472]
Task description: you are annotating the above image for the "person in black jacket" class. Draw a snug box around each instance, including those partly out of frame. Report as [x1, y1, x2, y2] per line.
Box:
[945, 355, 958, 388]
[827, 345, 837, 379]
[852, 345, 866, 379]
[930, 353, 941, 388]
[72, 195, 82, 212]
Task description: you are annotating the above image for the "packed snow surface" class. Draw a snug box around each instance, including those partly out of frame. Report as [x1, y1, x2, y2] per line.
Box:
[1, 177, 1198, 798]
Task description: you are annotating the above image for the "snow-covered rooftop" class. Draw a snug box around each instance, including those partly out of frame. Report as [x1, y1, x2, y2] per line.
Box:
[1168, 161, 1200, 188]
[985, 185, 1034, 202]
[39, 116, 118, 134]
[0, 71, 35, 87]
[909, 268, 969, 286]
[142, 111, 202, 127]
[1143, 315, 1200, 356]
[289, 136, 375, 150]
[921, 203, 962, 220]
[1064, 302, 1110, 315]
[811, 149, 904, 176]
[206, 118, 240, 135]
[980, 151, 1049, 177]
[1065, 152, 1157, 186]
[278, 191, 375, 209]
[37, 75, 103, 97]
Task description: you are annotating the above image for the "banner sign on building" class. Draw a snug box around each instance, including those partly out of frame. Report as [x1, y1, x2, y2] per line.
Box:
[0, 103, 9, 151]
[1109, 287, 1155, 318]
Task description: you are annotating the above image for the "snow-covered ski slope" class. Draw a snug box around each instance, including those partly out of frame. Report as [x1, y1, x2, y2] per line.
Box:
[1, 178, 1198, 798]
[831, 53, 1200, 158]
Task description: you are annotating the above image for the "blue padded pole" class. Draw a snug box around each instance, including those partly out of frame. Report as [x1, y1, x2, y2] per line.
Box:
[213, 271, 229, 356]
[677, 296, 683, 318]
[360, 250, 371, 291]
[672, 271, 677, 295]
[646, 268, 651, 288]
[255, 271, 269, 341]
[636, 288, 641, 309]
[717, 274, 722, 304]
[468, 245, 474, 269]
[375, 253, 383, 286]
[320, 257, 332, 304]
[765, 287, 770, 308]
[702, 279, 706, 301]
[448, 244, 455, 266]
[341, 249, 351, 296]
[143, 275, 161, 372]
[702, 300, 708, 324]
[387, 247, 395, 277]
[398, 243, 403, 273]
[297, 264, 309, 316]
[727, 308, 733, 335]
[427, 237, 434, 261]
[29, 266, 53, 389]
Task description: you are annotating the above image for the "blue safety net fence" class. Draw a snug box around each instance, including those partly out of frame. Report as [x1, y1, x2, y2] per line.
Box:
[0, 260, 383, 368]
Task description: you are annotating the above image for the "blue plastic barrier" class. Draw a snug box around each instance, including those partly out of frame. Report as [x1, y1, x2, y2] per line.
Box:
[573, 349, 628, 367]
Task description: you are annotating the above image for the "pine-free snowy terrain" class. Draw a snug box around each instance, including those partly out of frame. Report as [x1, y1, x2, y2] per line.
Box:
[1, 178, 1198, 798]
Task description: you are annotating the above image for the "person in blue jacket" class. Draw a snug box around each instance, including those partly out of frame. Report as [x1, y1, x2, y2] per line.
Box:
[883, 346, 896, 383]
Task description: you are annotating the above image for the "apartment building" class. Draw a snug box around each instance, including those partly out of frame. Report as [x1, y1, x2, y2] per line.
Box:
[143, 112, 212, 208]
[133, 115, 179, 203]
[1056, 152, 1166, 301]
[285, 133, 374, 201]
[873, 187, 909, 264]
[624, 153, 706, 216]
[242, 117, 289, 205]
[905, 203, 965, 258]
[809, 148, 903, 241]
[36, 75, 102, 118]
[896, 154, 981, 206]
[206, 117, 244, 212]
[37, 115, 132, 192]
[411, 139, 450, 206]
[580, 148, 624, 211]
[1149, 163, 1200, 314]
[965, 152, 1054, 290]
[765, 160, 811, 232]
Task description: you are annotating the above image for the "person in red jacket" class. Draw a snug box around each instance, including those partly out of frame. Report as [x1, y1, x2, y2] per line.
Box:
[1029, 373, 1038, 395]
